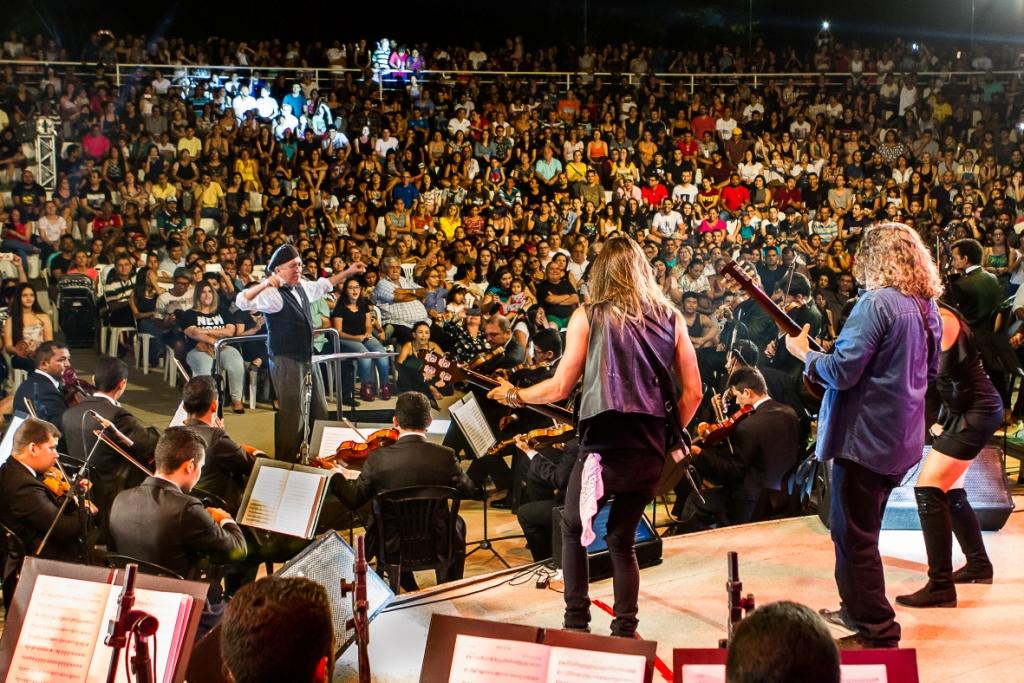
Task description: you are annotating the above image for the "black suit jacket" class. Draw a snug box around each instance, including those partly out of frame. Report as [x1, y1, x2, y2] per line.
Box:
[62, 396, 159, 528]
[0, 458, 82, 561]
[108, 477, 246, 580]
[695, 399, 801, 516]
[949, 267, 1002, 329]
[332, 435, 478, 559]
[13, 372, 68, 427]
[187, 419, 256, 515]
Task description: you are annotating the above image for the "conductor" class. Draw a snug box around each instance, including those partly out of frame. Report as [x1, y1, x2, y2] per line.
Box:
[236, 244, 365, 462]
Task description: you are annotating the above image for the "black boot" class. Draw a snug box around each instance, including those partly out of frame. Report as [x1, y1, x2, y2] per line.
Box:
[896, 487, 958, 608]
[948, 488, 993, 584]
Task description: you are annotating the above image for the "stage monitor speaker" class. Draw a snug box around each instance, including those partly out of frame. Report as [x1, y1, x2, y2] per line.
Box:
[551, 500, 662, 581]
[882, 446, 1014, 530]
[817, 447, 1014, 531]
[185, 532, 394, 683]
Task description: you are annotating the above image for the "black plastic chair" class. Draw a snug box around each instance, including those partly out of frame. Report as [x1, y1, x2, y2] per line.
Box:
[1, 521, 26, 613]
[101, 552, 184, 580]
[371, 485, 460, 593]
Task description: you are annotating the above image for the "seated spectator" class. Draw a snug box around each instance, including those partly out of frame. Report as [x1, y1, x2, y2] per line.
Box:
[3, 284, 52, 373]
[725, 601, 840, 683]
[374, 256, 430, 345]
[332, 278, 392, 402]
[66, 248, 99, 281]
[1, 208, 41, 272]
[103, 254, 136, 329]
[178, 279, 247, 413]
[533, 261, 579, 328]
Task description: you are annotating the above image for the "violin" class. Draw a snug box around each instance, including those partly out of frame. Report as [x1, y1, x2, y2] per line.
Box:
[486, 424, 575, 457]
[469, 345, 504, 370]
[312, 428, 399, 470]
[694, 405, 754, 447]
[41, 466, 71, 497]
[60, 367, 96, 406]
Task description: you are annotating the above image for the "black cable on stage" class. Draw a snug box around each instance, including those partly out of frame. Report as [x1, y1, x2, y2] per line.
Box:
[381, 561, 556, 613]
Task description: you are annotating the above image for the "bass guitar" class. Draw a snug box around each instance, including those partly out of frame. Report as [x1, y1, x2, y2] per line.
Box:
[421, 351, 575, 423]
[720, 260, 826, 401]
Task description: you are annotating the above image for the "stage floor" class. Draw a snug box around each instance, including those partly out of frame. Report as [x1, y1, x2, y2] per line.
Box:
[335, 503, 1024, 683]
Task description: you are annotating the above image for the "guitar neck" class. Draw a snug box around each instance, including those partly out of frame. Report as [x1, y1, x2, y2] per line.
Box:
[459, 366, 575, 423]
[725, 262, 825, 353]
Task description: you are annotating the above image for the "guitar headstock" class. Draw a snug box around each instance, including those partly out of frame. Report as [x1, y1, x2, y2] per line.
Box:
[421, 352, 466, 388]
[720, 259, 754, 292]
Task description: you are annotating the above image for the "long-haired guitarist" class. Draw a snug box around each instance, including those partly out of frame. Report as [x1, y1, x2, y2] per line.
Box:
[489, 237, 702, 637]
[785, 222, 942, 649]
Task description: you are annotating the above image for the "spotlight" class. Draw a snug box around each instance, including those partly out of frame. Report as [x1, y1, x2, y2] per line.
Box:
[821, 20, 830, 31]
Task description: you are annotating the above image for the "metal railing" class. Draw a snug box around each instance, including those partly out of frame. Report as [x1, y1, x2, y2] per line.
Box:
[211, 326, 344, 420]
[2, 58, 1023, 95]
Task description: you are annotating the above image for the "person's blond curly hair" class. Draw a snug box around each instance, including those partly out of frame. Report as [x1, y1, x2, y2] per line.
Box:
[853, 222, 943, 300]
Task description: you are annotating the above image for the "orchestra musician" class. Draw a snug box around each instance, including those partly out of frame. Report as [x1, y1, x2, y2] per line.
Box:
[235, 243, 366, 463]
[514, 436, 577, 562]
[489, 237, 702, 638]
[62, 357, 159, 530]
[109, 427, 245, 629]
[181, 376, 258, 515]
[785, 223, 942, 649]
[330, 391, 479, 592]
[13, 341, 71, 429]
[0, 418, 95, 571]
[675, 366, 802, 530]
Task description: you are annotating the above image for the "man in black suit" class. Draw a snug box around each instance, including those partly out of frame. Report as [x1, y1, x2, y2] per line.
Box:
[948, 238, 1016, 401]
[62, 357, 159, 530]
[13, 341, 71, 428]
[108, 427, 246, 583]
[679, 366, 802, 529]
[515, 437, 577, 561]
[181, 376, 258, 515]
[332, 391, 479, 591]
[0, 418, 96, 605]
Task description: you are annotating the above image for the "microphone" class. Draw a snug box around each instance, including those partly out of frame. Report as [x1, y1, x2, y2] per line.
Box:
[87, 410, 135, 447]
[105, 563, 138, 649]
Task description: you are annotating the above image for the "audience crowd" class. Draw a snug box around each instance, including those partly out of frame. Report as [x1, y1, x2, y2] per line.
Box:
[0, 28, 1022, 410]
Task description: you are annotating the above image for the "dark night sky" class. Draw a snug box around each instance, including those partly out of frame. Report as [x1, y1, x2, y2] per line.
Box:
[8, 1, 1024, 55]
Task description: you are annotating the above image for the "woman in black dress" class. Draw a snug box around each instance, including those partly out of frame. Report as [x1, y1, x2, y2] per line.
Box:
[896, 303, 1002, 608]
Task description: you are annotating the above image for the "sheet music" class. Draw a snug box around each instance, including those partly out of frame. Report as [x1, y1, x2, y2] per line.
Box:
[7, 574, 109, 682]
[7, 575, 193, 683]
[546, 646, 646, 683]
[449, 394, 496, 458]
[316, 427, 365, 460]
[275, 469, 327, 537]
[168, 402, 188, 427]
[238, 465, 289, 528]
[448, 634, 550, 682]
[238, 462, 328, 538]
[0, 414, 25, 465]
[85, 586, 194, 683]
[680, 665, 725, 683]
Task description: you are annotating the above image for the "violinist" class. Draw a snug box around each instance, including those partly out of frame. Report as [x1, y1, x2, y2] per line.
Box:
[763, 273, 822, 379]
[515, 436, 577, 562]
[62, 357, 159, 531]
[330, 392, 479, 592]
[181, 376, 257, 515]
[675, 366, 801, 531]
[0, 418, 95, 571]
[13, 341, 70, 433]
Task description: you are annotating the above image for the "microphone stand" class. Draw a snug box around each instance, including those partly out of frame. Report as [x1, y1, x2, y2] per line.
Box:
[718, 551, 755, 648]
[104, 563, 159, 683]
[299, 367, 313, 464]
[341, 535, 371, 683]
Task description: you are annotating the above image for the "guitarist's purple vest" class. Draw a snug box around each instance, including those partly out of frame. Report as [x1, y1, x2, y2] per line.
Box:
[578, 305, 677, 421]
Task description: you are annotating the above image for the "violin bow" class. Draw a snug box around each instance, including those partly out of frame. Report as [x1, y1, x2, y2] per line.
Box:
[340, 416, 368, 442]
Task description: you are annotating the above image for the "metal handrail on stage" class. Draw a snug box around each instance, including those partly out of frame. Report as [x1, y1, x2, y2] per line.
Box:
[211, 327, 345, 419]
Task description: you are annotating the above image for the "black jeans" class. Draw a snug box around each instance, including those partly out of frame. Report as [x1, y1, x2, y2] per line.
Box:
[829, 458, 904, 646]
[560, 449, 661, 637]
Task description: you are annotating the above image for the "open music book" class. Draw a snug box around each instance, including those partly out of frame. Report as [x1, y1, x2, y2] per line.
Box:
[6, 574, 193, 683]
[237, 459, 329, 538]
[448, 393, 497, 458]
[448, 634, 646, 683]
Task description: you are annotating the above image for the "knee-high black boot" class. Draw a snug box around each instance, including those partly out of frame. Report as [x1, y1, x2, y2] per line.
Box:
[896, 487, 958, 608]
[948, 487, 994, 584]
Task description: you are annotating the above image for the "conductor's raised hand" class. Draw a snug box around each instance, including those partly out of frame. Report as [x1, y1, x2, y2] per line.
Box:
[344, 261, 367, 278]
[784, 323, 812, 362]
[265, 272, 284, 289]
